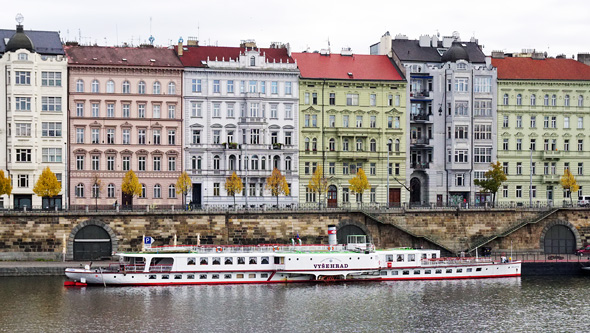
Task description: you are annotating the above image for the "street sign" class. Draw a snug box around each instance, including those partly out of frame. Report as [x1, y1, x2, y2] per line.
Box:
[144, 236, 153, 245]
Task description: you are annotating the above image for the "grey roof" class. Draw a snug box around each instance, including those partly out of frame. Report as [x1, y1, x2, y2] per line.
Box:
[0, 27, 64, 55]
[392, 39, 485, 64]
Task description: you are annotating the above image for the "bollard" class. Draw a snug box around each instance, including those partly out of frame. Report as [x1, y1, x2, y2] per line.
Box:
[172, 205, 174, 211]
[85, 206, 89, 213]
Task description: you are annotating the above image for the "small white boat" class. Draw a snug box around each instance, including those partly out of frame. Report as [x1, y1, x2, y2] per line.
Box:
[64, 234, 521, 286]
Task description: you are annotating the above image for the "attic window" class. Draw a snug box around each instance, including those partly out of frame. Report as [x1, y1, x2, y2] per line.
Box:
[250, 56, 255, 66]
[122, 58, 127, 61]
[150, 59, 156, 62]
[18, 53, 28, 60]
[436, 48, 447, 56]
[347, 72, 353, 78]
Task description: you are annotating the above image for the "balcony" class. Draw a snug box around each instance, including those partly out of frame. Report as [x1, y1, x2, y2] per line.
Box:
[409, 90, 432, 99]
[239, 116, 267, 124]
[543, 175, 560, 183]
[542, 150, 562, 159]
[410, 137, 432, 146]
[410, 162, 430, 170]
[410, 113, 432, 122]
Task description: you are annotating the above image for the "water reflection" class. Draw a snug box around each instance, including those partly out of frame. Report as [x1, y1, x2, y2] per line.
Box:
[0, 276, 588, 332]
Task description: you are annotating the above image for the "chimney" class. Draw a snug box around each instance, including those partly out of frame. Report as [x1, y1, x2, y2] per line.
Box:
[531, 52, 545, 60]
[577, 53, 590, 66]
[177, 37, 183, 56]
[419, 35, 430, 47]
[187, 37, 199, 46]
[491, 51, 505, 59]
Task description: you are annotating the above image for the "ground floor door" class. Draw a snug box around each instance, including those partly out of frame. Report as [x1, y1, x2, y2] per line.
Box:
[543, 225, 575, 254]
[327, 185, 337, 208]
[42, 195, 62, 210]
[389, 188, 401, 207]
[192, 183, 202, 208]
[14, 194, 32, 210]
[73, 225, 112, 260]
[122, 192, 133, 207]
[436, 194, 443, 207]
[410, 178, 421, 204]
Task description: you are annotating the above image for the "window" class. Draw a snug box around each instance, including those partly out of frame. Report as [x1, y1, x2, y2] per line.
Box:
[122, 81, 130, 94]
[503, 138, 509, 150]
[552, 94, 557, 106]
[455, 101, 468, 116]
[153, 156, 161, 171]
[213, 155, 220, 170]
[530, 116, 536, 128]
[169, 184, 176, 198]
[75, 79, 85, 92]
[139, 184, 146, 198]
[107, 103, 114, 117]
[342, 139, 349, 151]
[473, 147, 492, 163]
[516, 94, 522, 105]
[454, 78, 468, 92]
[123, 129, 130, 144]
[285, 104, 292, 119]
[455, 173, 465, 186]
[16, 123, 31, 137]
[153, 104, 161, 118]
[370, 94, 376, 106]
[516, 185, 522, 198]
[356, 116, 362, 128]
[153, 184, 161, 198]
[564, 116, 570, 129]
[91, 128, 99, 143]
[578, 117, 584, 129]
[454, 150, 468, 163]
[329, 93, 335, 105]
[370, 116, 376, 128]
[168, 82, 176, 95]
[107, 184, 115, 198]
[530, 139, 536, 151]
[138, 81, 146, 94]
[516, 139, 522, 151]
[213, 183, 220, 196]
[565, 94, 570, 107]
[312, 92, 318, 105]
[531, 94, 536, 106]
[192, 130, 201, 144]
[91, 155, 100, 170]
[370, 139, 376, 152]
[503, 162, 509, 175]
[122, 156, 130, 171]
[16, 149, 31, 163]
[395, 117, 400, 128]
[153, 129, 161, 145]
[544, 116, 549, 128]
[329, 115, 335, 127]
[138, 104, 146, 118]
[106, 80, 114, 93]
[15, 97, 31, 111]
[502, 185, 509, 198]
[153, 81, 161, 94]
[75, 183, 84, 197]
[579, 95, 584, 107]
[455, 126, 468, 139]
[41, 72, 61, 86]
[42, 122, 61, 137]
[248, 80, 257, 93]
[474, 76, 491, 93]
[42, 148, 62, 163]
[516, 115, 522, 128]
[578, 163, 584, 176]
[122, 104, 130, 118]
[107, 156, 115, 171]
[516, 162, 522, 175]
[343, 115, 349, 128]
[107, 129, 115, 144]
[474, 100, 492, 116]
[342, 188, 349, 203]
[271, 81, 278, 94]
[14, 71, 30, 85]
[285, 132, 292, 145]
[474, 124, 492, 140]
[503, 93, 509, 105]
[213, 80, 220, 93]
[76, 103, 84, 117]
[285, 82, 292, 95]
[90, 103, 99, 117]
[168, 130, 176, 145]
[138, 156, 146, 171]
[346, 94, 359, 106]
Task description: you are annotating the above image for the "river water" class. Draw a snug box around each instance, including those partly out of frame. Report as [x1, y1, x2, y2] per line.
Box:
[0, 276, 589, 332]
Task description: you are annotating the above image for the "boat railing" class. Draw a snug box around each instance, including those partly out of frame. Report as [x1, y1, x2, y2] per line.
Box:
[143, 243, 373, 254]
[148, 264, 173, 272]
[420, 257, 494, 266]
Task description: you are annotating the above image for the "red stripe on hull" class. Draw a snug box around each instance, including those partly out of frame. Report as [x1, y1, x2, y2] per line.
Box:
[380, 273, 521, 281]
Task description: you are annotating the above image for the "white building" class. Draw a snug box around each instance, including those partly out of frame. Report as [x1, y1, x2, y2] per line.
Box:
[177, 39, 299, 207]
[0, 21, 67, 209]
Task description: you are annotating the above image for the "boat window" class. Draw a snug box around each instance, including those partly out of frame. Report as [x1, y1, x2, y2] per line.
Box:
[237, 257, 245, 265]
[224, 274, 232, 279]
[446, 269, 452, 273]
[386, 254, 393, 262]
[212, 274, 219, 279]
[187, 274, 195, 279]
[274, 257, 284, 264]
[187, 257, 196, 265]
[212, 257, 221, 265]
[200, 258, 208, 265]
[261, 257, 269, 264]
[421, 254, 427, 259]
[425, 270, 431, 274]
[408, 254, 416, 262]
[225, 257, 233, 265]
[380, 271, 388, 276]
[456, 269, 463, 273]
[162, 275, 169, 279]
[476, 268, 482, 272]
[249, 274, 256, 278]
[391, 271, 399, 275]
[174, 274, 182, 279]
[396, 254, 404, 262]
[435, 269, 442, 274]
[249, 257, 257, 264]
[261, 273, 268, 278]
[432, 253, 437, 259]
[402, 270, 409, 275]
[149, 275, 156, 279]
[467, 268, 473, 272]
[414, 270, 420, 275]
[199, 274, 207, 280]
[237, 274, 244, 279]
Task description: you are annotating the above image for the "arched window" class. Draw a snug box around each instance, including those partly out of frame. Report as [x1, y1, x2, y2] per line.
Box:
[565, 95, 570, 107]
[551, 94, 557, 106]
[503, 93, 509, 105]
[122, 80, 130, 94]
[370, 139, 377, 152]
[197, 156, 202, 170]
[261, 156, 266, 170]
[91, 80, 99, 93]
[229, 155, 236, 171]
[329, 138, 335, 151]
[75, 183, 84, 197]
[544, 94, 549, 106]
[304, 137, 310, 151]
[140, 184, 146, 198]
[138, 81, 146, 94]
[168, 82, 176, 95]
[395, 139, 400, 152]
[107, 183, 115, 198]
[76, 79, 84, 92]
[388, 139, 393, 152]
[356, 138, 363, 151]
[92, 184, 100, 198]
[191, 156, 197, 170]
[343, 138, 349, 151]
[169, 184, 176, 198]
[106, 80, 115, 93]
[517, 94, 522, 106]
[312, 138, 317, 151]
[213, 155, 220, 170]
[153, 184, 161, 198]
[579, 95, 584, 107]
[285, 157, 292, 171]
[251, 155, 259, 170]
[530, 94, 536, 106]
[153, 81, 161, 94]
[273, 156, 280, 169]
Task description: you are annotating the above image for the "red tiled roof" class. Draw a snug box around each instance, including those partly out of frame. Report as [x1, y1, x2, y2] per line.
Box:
[492, 57, 590, 80]
[64, 45, 183, 68]
[292, 52, 403, 81]
[176, 45, 294, 67]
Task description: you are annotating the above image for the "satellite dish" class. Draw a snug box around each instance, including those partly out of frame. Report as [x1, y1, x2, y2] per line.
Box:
[15, 13, 24, 25]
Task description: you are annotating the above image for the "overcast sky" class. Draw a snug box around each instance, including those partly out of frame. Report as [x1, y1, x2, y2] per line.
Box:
[3, 0, 589, 58]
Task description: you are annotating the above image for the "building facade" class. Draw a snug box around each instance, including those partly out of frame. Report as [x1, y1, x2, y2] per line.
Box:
[493, 53, 590, 205]
[292, 49, 407, 207]
[373, 32, 497, 206]
[178, 40, 299, 207]
[65, 45, 183, 208]
[0, 23, 67, 209]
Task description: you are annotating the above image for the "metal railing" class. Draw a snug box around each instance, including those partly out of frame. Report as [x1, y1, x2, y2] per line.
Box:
[142, 243, 374, 254]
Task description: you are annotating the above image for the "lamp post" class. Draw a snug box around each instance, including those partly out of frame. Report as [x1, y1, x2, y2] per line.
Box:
[529, 143, 533, 207]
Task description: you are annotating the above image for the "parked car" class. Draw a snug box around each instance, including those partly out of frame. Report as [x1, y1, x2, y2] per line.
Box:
[578, 196, 590, 207]
[576, 245, 590, 256]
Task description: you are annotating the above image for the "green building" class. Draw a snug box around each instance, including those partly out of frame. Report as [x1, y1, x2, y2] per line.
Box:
[292, 50, 406, 207]
[493, 53, 590, 205]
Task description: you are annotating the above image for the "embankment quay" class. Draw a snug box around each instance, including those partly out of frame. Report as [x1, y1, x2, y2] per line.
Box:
[1, 206, 589, 264]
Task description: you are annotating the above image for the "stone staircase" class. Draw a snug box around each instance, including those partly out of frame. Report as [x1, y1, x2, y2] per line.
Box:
[466, 208, 560, 253]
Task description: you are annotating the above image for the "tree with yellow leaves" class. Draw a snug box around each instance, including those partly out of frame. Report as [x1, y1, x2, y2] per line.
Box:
[561, 168, 579, 205]
[176, 171, 192, 208]
[33, 167, 61, 209]
[225, 172, 244, 207]
[349, 168, 370, 207]
[308, 165, 328, 208]
[121, 170, 142, 207]
[0, 170, 12, 199]
[266, 168, 290, 206]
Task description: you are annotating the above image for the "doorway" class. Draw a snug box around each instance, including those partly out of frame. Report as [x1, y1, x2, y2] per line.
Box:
[543, 225, 575, 254]
[389, 188, 400, 207]
[73, 225, 112, 260]
[13, 194, 32, 210]
[410, 177, 421, 204]
[192, 183, 202, 208]
[327, 185, 337, 208]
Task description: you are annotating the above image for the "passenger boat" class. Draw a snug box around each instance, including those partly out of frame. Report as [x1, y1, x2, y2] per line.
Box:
[64, 231, 521, 286]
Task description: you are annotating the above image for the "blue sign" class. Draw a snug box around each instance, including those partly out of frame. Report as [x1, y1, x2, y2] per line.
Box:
[144, 236, 153, 245]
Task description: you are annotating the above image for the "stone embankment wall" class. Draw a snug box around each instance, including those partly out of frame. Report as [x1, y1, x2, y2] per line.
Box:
[1, 208, 589, 260]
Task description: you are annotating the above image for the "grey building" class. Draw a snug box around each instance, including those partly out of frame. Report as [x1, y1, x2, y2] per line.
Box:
[371, 32, 497, 206]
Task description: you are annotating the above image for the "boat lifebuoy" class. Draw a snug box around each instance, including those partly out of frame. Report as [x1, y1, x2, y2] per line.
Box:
[273, 246, 279, 251]
[216, 247, 222, 253]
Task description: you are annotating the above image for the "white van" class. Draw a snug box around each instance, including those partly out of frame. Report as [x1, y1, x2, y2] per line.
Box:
[578, 196, 590, 207]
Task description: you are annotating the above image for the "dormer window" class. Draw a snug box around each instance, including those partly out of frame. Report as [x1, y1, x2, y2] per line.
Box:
[250, 56, 255, 66]
[457, 62, 466, 69]
[18, 53, 28, 60]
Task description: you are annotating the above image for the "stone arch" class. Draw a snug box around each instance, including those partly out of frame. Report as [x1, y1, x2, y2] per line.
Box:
[336, 219, 371, 244]
[539, 219, 581, 254]
[67, 219, 118, 260]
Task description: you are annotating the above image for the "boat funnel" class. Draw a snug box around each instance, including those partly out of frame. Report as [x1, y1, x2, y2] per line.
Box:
[328, 225, 337, 245]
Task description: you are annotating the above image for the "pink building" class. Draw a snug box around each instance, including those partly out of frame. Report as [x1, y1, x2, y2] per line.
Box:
[65, 45, 183, 208]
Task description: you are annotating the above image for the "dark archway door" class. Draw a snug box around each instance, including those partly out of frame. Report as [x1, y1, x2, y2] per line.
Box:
[337, 225, 366, 244]
[327, 185, 337, 208]
[410, 177, 421, 204]
[122, 192, 133, 208]
[544, 225, 575, 254]
[74, 225, 112, 260]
